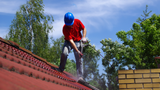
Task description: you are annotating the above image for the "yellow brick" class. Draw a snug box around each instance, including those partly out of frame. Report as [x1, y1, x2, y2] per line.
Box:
[127, 84, 142, 88]
[153, 89, 160, 90]
[151, 69, 160, 73]
[119, 75, 126, 79]
[136, 89, 152, 90]
[144, 83, 160, 88]
[135, 79, 151, 83]
[118, 70, 134, 74]
[152, 78, 160, 83]
[119, 84, 126, 88]
[143, 74, 159, 78]
[127, 74, 142, 78]
[134, 69, 150, 74]
[119, 79, 134, 84]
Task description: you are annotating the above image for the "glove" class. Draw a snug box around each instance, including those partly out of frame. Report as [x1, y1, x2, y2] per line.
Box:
[81, 38, 87, 43]
[78, 51, 83, 58]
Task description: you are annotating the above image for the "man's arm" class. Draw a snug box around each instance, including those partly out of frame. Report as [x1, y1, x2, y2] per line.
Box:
[82, 28, 87, 38]
[69, 39, 79, 52]
[81, 28, 87, 43]
[69, 28, 87, 52]
[69, 39, 83, 57]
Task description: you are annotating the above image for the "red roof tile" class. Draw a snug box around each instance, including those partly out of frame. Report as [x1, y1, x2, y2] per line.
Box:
[0, 37, 92, 90]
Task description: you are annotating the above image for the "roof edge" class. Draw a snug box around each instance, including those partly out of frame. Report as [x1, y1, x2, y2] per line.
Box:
[0, 37, 58, 68]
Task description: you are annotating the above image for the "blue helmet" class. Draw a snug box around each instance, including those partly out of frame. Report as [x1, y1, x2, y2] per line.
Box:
[64, 12, 74, 26]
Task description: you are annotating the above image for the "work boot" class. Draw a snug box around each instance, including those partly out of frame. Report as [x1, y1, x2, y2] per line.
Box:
[56, 68, 63, 72]
[77, 77, 89, 84]
[78, 77, 84, 81]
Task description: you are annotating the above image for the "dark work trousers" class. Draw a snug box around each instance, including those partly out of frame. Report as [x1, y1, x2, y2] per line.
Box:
[59, 40, 83, 78]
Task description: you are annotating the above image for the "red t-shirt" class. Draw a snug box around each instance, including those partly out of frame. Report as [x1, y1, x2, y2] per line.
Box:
[63, 19, 85, 41]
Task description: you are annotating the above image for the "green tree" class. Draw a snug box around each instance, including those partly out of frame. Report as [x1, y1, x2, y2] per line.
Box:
[116, 6, 160, 69]
[137, 5, 152, 23]
[51, 58, 77, 76]
[6, 0, 77, 78]
[83, 44, 100, 81]
[100, 38, 133, 90]
[65, 59, 77, 76]
[88, 73, 107, 90]
[7, 0, 54, 58]
[47, 36, 65, 63]
[100, 6, 160, 89]
[83, 43, 107, 89]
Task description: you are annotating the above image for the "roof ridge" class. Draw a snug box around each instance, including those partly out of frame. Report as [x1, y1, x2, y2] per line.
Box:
[0, 37, 57, 67]
[0, 38, 76, 82]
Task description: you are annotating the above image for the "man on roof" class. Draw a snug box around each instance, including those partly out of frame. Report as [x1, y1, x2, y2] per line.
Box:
[58, 12, 87, 81]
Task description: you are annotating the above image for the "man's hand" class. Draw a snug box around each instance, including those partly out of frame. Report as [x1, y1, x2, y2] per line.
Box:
[78, 51, 83, 58]
[81, 38, 87, 43]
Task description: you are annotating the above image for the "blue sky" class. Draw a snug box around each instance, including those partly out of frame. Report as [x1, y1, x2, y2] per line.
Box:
[0, 0, 160, 75]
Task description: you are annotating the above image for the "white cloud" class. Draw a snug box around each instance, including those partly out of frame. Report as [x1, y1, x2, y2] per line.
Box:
[0, 0, 157, 39]
[44, 7, 64, 15]
[0, 28, 9, 38]
[44, 0, 156, 37]
[0, 0, 25, 14]
[49, 19, 64, 39]
[70, 0, 152, 17]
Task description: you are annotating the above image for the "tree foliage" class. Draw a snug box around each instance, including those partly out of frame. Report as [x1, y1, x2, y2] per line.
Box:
[83, 43, 107, 90]
[6, 0, 77, 77]
[100, 5, 160, 90]
[137, 5, 152, 23]
[47, 36, 65, 63]
[7, 0, 54, 58]
[100, 38, 133, 90]
[65, 59, 77, 76]
[83, 43, 100, 80]
[116, 6, 160, 69]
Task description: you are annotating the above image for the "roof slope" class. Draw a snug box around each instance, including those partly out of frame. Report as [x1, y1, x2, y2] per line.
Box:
[0, 37, 91, 90]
